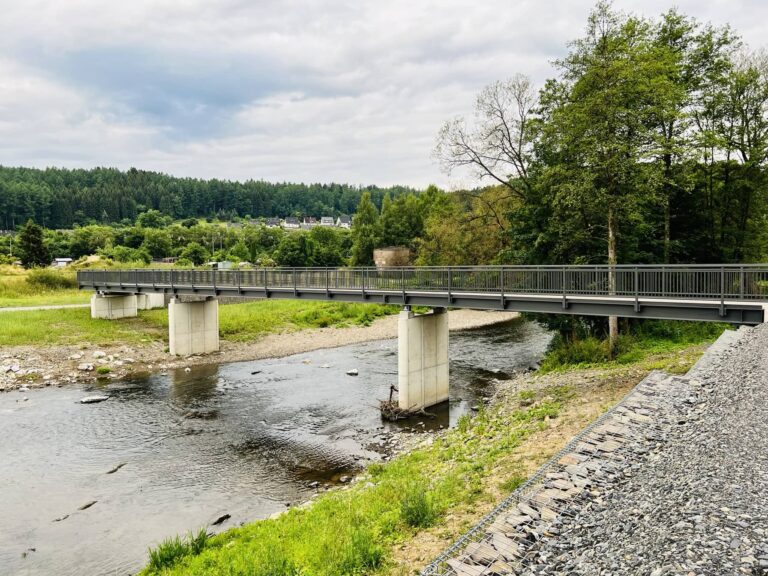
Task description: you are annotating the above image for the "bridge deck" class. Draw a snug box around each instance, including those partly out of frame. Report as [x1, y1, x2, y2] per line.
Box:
[78, 266, 768, 324]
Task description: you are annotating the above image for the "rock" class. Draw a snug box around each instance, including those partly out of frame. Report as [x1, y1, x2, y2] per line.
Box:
[346, 369, 359, 376]
[211, 513, 231, 526]
[321, 364, 331, 369]
[93, 351, 106, 359]
[250, 370, 261, 375]
[68, 353, 83, 360]
[308, 481, 320, 489]
[78, 500, 97, 511]
[77, 363, 94, 372]
[184, 367, 191, 373]
[339, 475, 352, 483]
[106, 463, 126, 474]
[18, 386, 29, 393]
[53, 514, 69, 522]
[80, 395, 109, 404]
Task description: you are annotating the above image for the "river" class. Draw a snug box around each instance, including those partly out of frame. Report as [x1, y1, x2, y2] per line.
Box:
[0, 319, 551, 575]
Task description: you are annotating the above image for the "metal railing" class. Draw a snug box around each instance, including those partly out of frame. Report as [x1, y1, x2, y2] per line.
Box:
[77, 265, 768, 302]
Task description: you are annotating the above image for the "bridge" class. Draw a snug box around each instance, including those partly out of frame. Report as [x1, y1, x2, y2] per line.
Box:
[78, 265, 768, 411]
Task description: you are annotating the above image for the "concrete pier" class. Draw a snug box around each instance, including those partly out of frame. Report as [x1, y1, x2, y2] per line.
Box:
[398, 307, 449, 411]
[136, 293, 166, 310]
[168, 297, 219, 356]
[90, 294, 138, 320]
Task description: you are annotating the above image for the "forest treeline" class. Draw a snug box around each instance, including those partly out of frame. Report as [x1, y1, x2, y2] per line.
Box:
[0, 165, 416, 230]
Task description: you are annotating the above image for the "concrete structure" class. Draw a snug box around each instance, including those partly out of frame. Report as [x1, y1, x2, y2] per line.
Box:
[168, 297, 219, 356]
[90, 294, 138, 320]
[53, 258, 73, 267]
[398, 307, 449, 411]
[374, 246, 411, 268]
[136, 293, 165, 310]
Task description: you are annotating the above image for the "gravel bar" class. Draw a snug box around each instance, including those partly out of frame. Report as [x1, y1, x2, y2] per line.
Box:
[423, 325, 768, 576]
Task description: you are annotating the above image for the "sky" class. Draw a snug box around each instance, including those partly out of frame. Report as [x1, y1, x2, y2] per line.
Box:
[0, 1, 766, 189]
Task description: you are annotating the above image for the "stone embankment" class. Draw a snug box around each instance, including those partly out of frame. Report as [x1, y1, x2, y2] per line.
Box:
[425, 325, 768, 576]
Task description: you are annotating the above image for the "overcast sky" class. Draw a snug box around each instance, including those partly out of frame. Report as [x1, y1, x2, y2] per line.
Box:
[0, 1, 765, 189]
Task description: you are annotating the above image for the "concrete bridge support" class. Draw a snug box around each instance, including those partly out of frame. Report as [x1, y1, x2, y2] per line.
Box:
[136, 293, 166, 310]
[90, 293, 138, 320]
[168, 297, 219, 356]
[398, 307, 449, 411]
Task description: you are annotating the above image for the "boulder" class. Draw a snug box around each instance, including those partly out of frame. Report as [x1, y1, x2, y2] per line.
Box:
[80, 395, 109, 404]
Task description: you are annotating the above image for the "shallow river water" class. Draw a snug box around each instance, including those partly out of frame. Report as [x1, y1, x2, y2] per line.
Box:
[0, 319, 551, 575]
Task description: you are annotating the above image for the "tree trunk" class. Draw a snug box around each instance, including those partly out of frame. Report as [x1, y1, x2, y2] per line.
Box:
[607, 207, 619, 356]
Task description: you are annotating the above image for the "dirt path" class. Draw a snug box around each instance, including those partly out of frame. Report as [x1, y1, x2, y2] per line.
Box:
[0, 309, 519, 392]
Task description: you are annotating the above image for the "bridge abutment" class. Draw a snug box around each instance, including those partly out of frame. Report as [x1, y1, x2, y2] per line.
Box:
[168, 297, 219, 356]
[136, 293, 166, 310]
[90, 294, 138, 320]
[398, 307, 449, 411]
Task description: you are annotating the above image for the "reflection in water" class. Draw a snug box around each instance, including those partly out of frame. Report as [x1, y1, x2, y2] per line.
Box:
[0, 319, 551, 576]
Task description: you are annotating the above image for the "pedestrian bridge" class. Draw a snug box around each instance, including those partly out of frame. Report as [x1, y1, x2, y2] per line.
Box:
[78, 265, 768, 411]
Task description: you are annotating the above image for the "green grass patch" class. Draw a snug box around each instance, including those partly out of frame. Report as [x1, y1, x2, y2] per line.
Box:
[140, 389, 569, 575]
[0, 300, 400, 347]
[539, 320, 728, 373]
[147, 528, 209, 572]
[0, 268, 89, 307]
[142, 300, 400, 343]
[0, 308, 161, 347]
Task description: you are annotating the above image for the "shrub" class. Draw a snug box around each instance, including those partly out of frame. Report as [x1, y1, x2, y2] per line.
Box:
[400, 484, 439, 528]
[96, 366, 111, 375]
[26, 268, 77, 290]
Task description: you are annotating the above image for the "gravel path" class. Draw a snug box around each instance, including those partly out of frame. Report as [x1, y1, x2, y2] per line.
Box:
[425, 325, 768, 576]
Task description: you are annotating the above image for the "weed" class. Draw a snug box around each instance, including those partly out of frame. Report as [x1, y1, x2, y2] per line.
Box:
[147, 528, 208, 572]
[96, 366, 111, 375]
[400, 484, 439, 528]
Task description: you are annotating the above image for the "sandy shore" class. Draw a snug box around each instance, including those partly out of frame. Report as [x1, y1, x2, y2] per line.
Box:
[0, 309, 519, 392]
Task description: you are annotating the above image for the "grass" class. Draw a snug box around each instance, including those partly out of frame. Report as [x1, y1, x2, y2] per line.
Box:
[0, 308, 162, 347]
[0, 266, 89, 307]
[141, 385, 576, 576]
[147, 528, 209, 572]
[0, 300, 400, 347]
[539, 320, 728, 373]
[141, 300, 401, 342]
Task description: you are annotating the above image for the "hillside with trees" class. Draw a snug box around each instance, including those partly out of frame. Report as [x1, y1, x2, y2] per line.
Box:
[0, 166, 417, 229]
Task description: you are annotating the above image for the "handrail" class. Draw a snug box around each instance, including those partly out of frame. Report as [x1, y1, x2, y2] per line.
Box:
[77, 265, 768, 302]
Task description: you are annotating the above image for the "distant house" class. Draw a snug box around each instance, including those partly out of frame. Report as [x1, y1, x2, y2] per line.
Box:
[52, 258, 73, 268]
[320, 216, 335, 227]
[160, 257, 179, 264]
[265, 218, 281, 228]
[336, 215, 352, 229]
[283, 217, 300, 229]
[303, 217, 318, 227]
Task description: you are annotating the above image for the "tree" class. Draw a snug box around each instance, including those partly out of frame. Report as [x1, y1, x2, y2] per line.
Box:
[274, 232, 316, 267]
[435, 74, 538, 225]
[140, 229, 172, 259]
[349, 192, 379, 265]
[180, 242, 209, 265]
[18, 219, 49, 268]
[539, 2, 665, 350]
[136, 209, 170, 228]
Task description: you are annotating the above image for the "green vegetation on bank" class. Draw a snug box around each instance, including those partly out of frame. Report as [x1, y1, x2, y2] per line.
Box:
[141, 300, 400, 342]
[141, 385, 574, 576]
[539, 320, 727, 373]
[0, 300, 400, 347]
[0, 266, 88, 307]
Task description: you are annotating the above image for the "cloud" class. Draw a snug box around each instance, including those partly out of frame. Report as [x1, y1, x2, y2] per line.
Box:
[0, 0, 767, 187]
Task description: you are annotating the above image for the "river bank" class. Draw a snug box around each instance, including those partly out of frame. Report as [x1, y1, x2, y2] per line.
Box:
[0, 309, 519, 392]
[139, 334, 715, 576]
